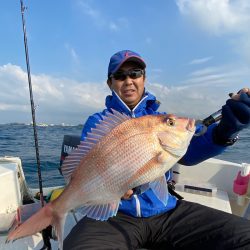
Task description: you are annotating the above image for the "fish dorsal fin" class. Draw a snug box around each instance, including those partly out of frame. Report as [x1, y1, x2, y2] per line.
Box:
[149, 175, 169, 206]
[61, 109, 131, 183]
[77, 200, 120, 221]
[95, 109, 131, 132]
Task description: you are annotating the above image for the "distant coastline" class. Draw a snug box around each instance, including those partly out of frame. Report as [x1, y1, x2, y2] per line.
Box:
[0, 122, 83, 127]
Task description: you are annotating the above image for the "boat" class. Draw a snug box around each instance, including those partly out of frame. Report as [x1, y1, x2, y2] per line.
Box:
[0, 153, 249, 250]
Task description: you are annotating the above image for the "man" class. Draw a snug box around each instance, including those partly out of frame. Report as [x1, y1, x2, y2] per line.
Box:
[64, 50, 250, 249]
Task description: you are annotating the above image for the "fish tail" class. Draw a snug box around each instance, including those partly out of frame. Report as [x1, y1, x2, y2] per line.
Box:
[7, 202, 66, 249]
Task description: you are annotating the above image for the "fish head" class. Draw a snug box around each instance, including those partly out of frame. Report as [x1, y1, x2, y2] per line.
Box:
[155, 114, 195, 158]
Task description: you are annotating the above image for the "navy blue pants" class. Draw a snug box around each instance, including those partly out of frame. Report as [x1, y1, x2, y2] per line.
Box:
[63, 200, 250, 250]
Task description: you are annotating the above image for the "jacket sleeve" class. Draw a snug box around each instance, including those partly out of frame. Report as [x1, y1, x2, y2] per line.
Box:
[179, 123, 226, 166]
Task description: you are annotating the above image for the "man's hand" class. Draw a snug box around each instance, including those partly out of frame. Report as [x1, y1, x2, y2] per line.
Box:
[213, 87, 250, 145]
[121, 189, 133, 199]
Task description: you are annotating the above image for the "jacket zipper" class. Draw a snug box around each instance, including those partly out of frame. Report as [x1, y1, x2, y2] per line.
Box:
[112, 91, 148, 118]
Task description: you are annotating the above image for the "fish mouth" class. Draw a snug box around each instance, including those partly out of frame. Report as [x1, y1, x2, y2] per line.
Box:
[186, 118, 195, 133]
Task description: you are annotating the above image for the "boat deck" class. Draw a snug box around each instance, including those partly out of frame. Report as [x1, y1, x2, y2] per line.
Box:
[0, 188, 233, 250]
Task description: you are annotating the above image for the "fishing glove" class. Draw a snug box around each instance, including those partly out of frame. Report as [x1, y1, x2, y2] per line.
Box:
[213, 92, 250, 146]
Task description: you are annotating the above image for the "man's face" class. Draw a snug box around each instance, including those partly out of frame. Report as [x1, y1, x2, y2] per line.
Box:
[108, 61, 145, 109]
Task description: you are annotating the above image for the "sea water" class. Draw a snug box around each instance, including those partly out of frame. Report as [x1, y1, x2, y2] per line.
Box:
[0, 123, 249, 188]
[0, 123, 82, 188]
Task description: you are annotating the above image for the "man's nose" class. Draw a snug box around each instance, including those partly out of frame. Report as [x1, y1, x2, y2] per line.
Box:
[124, 76, 133, 85]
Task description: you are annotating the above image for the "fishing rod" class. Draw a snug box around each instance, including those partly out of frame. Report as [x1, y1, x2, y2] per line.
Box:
[20, 0, 44, 206]
[20, 1, 52, 249]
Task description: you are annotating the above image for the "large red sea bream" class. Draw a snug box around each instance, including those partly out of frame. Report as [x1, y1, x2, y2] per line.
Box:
[7, 109, 195, 249]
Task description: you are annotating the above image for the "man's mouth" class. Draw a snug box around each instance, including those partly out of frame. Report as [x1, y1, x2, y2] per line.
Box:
[123, 89, 135, 95]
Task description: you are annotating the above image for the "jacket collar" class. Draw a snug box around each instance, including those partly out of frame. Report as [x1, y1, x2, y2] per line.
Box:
[105, 89, 160, 117]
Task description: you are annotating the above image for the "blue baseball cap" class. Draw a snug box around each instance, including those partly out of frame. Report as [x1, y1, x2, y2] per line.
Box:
[108, 50, 146, 77]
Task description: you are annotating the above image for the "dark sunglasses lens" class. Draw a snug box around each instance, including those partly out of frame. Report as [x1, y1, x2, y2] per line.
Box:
[113, 73, 126, 80]
[112, 69, 144, 80]
[129, 70, 143, 79]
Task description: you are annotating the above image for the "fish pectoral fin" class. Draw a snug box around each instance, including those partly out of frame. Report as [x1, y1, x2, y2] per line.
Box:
[77, 200, 120, 221]
[149, 175, 169, 206]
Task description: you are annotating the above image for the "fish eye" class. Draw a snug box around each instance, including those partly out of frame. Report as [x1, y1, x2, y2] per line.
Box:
[166, 117, 176, 126]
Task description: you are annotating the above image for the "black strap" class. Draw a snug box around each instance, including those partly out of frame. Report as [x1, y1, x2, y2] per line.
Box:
[168, 182, 184, 200]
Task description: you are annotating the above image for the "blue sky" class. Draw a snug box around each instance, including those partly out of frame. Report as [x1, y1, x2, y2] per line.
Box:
[1, 0, 250, 124]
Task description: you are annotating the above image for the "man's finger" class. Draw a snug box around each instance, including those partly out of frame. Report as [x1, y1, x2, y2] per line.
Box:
[231, 87, 250, 101]
[121, 189, 133, 199]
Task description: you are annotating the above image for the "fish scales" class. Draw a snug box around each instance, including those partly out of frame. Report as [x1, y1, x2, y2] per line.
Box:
[71, 118, 161, 198]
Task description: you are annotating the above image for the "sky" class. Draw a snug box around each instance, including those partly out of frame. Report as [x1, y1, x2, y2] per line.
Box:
[1, 0, 250, 125]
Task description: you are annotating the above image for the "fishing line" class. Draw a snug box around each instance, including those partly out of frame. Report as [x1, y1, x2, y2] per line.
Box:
[20, 1, 51, 249]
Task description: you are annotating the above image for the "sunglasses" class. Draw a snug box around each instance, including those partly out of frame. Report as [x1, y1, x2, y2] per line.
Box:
[110, 69, 145, 81]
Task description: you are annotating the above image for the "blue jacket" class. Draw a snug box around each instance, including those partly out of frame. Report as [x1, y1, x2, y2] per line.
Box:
[81, 90, 225, 217]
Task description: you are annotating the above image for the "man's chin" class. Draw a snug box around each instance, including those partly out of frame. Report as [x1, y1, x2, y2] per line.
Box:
[124, 99, 138, 109]
[121, 95, 141, 108]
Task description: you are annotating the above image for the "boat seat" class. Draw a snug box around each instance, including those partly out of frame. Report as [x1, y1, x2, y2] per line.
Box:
[58, 134, 81, 175]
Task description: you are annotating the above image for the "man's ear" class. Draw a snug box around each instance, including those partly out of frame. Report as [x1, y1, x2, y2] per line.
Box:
[107, 78, 112, 90]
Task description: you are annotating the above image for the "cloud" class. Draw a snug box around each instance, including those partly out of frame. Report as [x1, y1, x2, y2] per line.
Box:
[146, 61, 250, 119]
[151, 68, 163, 73]
[189, 56, 213, 65]
[147, 82, 225, 119]
[0, 64, 109, 124]
[71, 50, 79, 62]
[231, 33, 250, 62]
[185, 65, 250, 87]
[64, 43, 80, 64]
[176, 0, 250, 35]
[77, 1, 129, 32]
[78, 1, 100, 20]
[176, 0, 250, 62]
[2, 63, 249, 124]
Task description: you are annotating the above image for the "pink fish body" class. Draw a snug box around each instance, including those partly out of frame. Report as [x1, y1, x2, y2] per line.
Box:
[7, 110, 195, 249]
